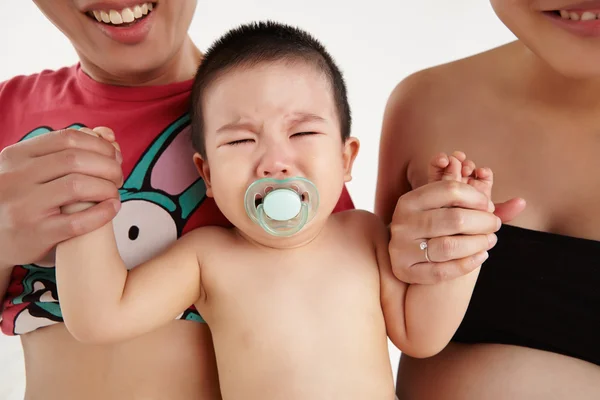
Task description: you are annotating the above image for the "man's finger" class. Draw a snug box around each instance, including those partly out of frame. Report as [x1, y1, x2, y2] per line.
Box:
[29, 149, 123, 186]
[40, 199, 121, 245]
[37, 174, 120, 210]
[10, 129, 119, 160]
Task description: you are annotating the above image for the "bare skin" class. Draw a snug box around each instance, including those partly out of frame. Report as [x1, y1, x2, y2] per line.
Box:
[54, 60, 495, 399]
[378, 40, 600, 399]
[0, 1, 223, 398]
[21, 322, 221, 400]
[3, 2, 492, 398]
[57, 211, 397, 400]
[15, 129, 221, 400]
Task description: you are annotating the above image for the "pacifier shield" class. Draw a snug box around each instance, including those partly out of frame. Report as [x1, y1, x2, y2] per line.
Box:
[244, 177, 319, 237]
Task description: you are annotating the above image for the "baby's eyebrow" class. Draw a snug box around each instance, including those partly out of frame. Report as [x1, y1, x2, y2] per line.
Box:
[216, 119, 260, 134]
[217, 113, 327, 134]
[286, 112, 327, 127]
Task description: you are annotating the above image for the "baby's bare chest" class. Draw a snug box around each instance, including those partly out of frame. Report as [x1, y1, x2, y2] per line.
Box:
[199, 240, 381, 327]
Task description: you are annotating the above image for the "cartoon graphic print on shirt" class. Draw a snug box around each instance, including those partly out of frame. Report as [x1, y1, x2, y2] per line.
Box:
[3, 115, 211, 335]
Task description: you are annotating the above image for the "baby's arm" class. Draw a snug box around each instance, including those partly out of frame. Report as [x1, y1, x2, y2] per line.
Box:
[56, 218, 209, 343]
[380, 152, 493, 358]
[55, 130, 209, 343]
[56, 223, 209, 343]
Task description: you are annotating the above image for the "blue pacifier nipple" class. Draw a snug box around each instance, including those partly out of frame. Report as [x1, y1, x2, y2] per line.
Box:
[244, 177, 319, 237]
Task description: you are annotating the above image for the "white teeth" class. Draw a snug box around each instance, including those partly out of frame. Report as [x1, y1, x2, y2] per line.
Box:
[559, 10, 600, 21]
[90, 3, 154, 25]
[109, 9, 123, 24]
[121, 7, 135, 23]
[581, 11, 597, 20]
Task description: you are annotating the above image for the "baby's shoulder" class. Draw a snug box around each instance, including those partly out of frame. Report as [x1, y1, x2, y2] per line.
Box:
[177, 225, 237, 253]
[329, 211, 388, 280]
[332, 210, 388, 245]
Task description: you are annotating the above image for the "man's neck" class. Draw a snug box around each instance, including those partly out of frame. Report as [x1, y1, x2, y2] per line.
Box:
[79, 35, 202, 86]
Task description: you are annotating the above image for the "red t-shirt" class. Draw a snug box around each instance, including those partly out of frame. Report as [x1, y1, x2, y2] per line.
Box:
[0, 64, 355, 336]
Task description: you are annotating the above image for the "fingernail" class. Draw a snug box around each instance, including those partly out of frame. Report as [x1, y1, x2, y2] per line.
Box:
[79, 127, 98, 137]
[478, 251, 489, 263]
[115, 150, 123, 164]
[112, 199, 122, 212]
[487, 233, 498, 247]
[496, 217, 502, 230]
[488, 200, 495, 212]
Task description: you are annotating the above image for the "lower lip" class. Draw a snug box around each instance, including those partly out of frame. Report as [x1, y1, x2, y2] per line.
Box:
[91, 11, 155, 45]
[544, 12, 600, 37]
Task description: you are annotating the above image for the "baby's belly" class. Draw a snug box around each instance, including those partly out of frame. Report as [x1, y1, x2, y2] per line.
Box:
[209, 300, 395, 400]
[396, 342, 600, 400]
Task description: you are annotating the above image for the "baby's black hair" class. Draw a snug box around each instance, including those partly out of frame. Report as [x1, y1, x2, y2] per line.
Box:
[190, 20, 351, 158]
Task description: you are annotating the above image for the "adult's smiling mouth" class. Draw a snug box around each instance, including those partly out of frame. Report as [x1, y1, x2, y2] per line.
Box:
[85, 2, 157, 27]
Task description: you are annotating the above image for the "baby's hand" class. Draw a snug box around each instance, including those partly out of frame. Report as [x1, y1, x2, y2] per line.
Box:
[60, 127, 121, 215]
[81, 127, 121, 153]
[428, 150, 494, 203]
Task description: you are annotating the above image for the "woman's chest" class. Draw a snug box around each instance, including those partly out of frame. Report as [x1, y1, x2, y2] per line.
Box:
[413, 110, 600, 240]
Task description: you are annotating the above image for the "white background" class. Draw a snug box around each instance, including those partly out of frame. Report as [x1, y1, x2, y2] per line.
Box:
[0, 1, 515, 398]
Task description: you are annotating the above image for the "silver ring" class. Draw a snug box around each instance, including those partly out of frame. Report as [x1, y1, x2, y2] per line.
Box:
[420, 240, 430, 263]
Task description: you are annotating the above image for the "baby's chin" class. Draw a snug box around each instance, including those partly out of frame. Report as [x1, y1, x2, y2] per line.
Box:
[233, 221, 325, 250]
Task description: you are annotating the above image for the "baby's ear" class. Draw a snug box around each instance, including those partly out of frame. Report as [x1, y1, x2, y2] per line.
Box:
[194, 153, 213, 198]
[342, 137, 360, 182]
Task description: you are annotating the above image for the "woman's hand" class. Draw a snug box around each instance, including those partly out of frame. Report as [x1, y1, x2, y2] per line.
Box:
[388, 152, 526, 284]
[375, 77, 527, 286]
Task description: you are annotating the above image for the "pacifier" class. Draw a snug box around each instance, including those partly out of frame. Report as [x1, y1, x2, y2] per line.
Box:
[244, 177, 319, 237]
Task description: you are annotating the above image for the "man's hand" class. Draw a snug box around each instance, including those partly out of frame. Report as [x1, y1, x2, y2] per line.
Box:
[0, 127, 123, 267]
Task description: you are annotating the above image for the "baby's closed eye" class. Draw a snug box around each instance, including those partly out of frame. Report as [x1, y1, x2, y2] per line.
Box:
[227, 138, 254, 146]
